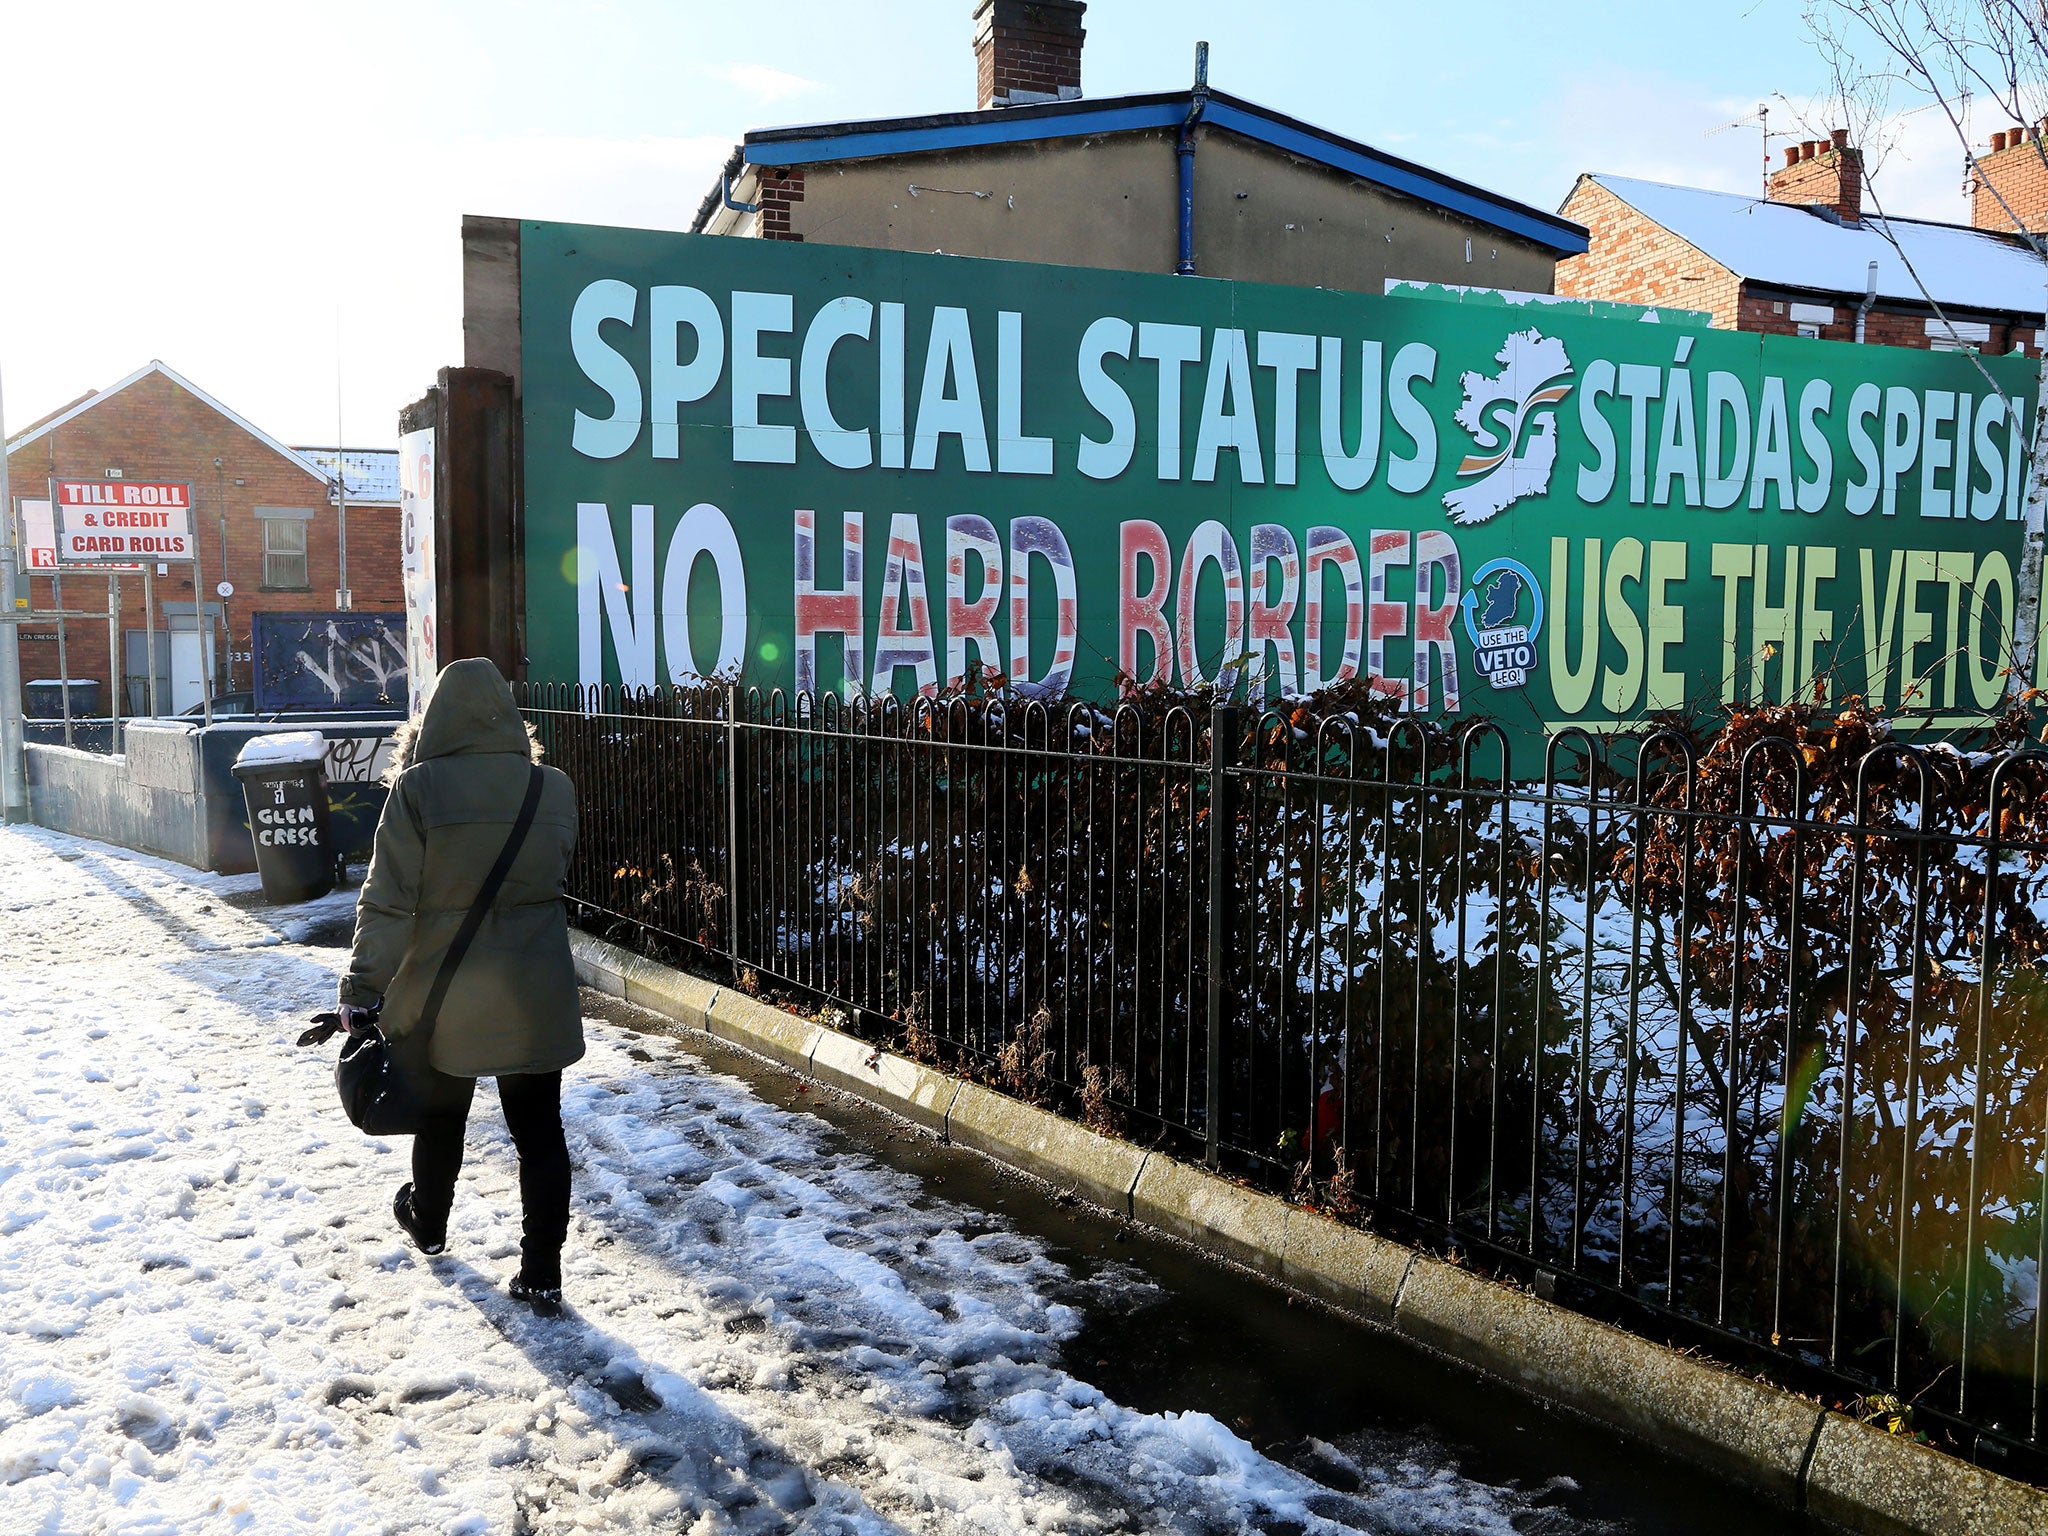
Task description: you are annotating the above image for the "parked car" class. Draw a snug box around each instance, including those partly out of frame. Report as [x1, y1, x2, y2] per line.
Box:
[178, 692, 258, 717]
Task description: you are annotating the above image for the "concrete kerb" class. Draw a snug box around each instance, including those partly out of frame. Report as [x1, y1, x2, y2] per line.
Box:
[568, 930, 630, 998]
[1804, 1412, 2048, 1535]
[808, 1028, 959, 1135]
[946, 1081, 1147, 1215]
[1280, 1205, 1417, 1327]
[701, 989, 821, 1074]
[1131, 1155, 1288, 1278]
[1394, 1254, 1822, 1508]
[566, 931, 2048, 1533]
[623, 956, 719, 1033]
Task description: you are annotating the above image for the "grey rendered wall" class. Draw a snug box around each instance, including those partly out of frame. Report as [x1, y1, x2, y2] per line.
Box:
[787, 127, 1562, 294]
[26, 724, 208, 868]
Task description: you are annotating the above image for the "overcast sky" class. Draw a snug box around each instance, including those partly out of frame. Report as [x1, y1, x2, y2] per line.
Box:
[0, 0, 1999, 449]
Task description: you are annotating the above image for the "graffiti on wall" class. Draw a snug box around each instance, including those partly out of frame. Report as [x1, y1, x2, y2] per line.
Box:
[322, 733, 399, 784]
[252, 612, 408, 711]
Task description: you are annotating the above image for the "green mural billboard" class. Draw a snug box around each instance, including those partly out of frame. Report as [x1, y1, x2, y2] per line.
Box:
[521, 220, 2040, 735]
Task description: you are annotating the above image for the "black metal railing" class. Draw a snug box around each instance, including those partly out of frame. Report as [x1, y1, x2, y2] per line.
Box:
[519, 681, 2048, 1470]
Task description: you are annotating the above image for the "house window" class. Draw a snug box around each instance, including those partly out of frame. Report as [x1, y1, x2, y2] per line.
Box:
[1926, 317, 1992, 351]
[1797, 323, 1822, 340]
[263, 516, 308, 589]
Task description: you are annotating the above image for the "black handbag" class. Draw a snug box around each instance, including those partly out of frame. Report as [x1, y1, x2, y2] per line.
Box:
[300, 764, 546, 1135]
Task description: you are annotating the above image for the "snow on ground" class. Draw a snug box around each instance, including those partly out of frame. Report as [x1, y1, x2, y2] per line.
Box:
[0, 825, 1576, 1535]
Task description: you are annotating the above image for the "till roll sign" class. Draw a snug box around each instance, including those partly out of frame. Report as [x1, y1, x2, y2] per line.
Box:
[50, 479, 195, 562]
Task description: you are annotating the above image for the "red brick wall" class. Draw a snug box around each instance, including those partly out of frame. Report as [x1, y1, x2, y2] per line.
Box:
[973, 0, 1085, 109]
[1733, 291, 2038, 354]
[755, 168, 805, 242]
[4, 369, 400, 703]
[1972, 132, 2048, 233]
[1555, 178, 1742, 326]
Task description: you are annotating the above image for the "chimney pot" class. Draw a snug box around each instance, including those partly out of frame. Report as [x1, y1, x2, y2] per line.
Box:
[1784, 147, 1800, 168]
[1830, 127, 1850, 150]
[1994, 130, 2010, 152]
[1805, 139, 1823, 159]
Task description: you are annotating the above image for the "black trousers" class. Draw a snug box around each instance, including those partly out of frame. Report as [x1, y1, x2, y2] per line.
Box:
[411, 1071, 570, 1288]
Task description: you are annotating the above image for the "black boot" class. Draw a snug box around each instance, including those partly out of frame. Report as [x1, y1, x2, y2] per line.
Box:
[393, 1183, 446, 1256]
[508, 1275, 563, 1318]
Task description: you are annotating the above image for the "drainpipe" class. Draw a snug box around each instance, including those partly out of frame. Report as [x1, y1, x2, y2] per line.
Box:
[1855, 259, 1878, 342]
[1176, 42, 1210, 277]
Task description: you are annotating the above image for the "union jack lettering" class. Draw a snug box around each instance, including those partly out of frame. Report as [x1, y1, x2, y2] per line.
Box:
[1119, 521, 1173, 688]
[1247, 524, 1301, 697]
[945, 514, 1003, 688]
[1303, 526, 1362, 691]
[872, 513, 937, 697]
[1367, 528, 1411, 707]
[794, 508, 865, 699]
[1176, 520, 1245, 689]
[1009, 516, 1077, 694]
[1412, 528, 1461, 713]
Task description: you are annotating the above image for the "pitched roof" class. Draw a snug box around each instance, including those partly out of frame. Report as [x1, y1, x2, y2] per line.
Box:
[292, 446, 400, 506]
[1586, 173, 2048, 315]
[4, 360, 336, 488]
[703, 88, 1588, 255]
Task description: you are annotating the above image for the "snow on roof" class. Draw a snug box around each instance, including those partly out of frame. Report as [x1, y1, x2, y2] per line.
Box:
[293, 446, 400, 506]
[1590, 174, 2048, 316]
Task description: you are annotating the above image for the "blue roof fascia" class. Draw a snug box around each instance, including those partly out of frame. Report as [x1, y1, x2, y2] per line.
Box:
[744, 101, 1187, 167]
[1202, 101, 1588, 255]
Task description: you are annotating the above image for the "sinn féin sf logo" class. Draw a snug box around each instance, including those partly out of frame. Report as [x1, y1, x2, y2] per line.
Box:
[1442, 328, 1574, 526]
[1461, 557, 1544, 693]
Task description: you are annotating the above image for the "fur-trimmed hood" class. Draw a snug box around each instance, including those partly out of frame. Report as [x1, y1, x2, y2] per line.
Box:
[383, 660, 542, 786]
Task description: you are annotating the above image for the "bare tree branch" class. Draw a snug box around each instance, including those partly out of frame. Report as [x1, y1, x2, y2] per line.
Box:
[1803, 0, 2048, 710]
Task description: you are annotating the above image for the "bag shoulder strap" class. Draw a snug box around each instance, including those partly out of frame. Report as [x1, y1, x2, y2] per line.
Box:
[417, 763, 546, 1035]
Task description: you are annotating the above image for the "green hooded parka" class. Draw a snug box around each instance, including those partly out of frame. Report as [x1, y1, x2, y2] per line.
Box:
[340, 659, 583, 1079]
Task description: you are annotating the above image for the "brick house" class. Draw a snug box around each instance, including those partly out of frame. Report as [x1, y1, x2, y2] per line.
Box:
[1556, 130, 2047, 353]
[683, 0, 1587, 295]
[4, 361, 400, 714]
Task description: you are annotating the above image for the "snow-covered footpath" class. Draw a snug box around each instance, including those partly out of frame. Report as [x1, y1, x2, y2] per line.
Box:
[0, 825, 1570, 1535]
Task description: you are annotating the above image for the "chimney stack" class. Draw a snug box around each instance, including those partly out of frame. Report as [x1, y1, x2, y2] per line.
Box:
[1766, 127, 1863, 222]
[1972, 121, 2048, 234]
[974, 0, 1086, 110]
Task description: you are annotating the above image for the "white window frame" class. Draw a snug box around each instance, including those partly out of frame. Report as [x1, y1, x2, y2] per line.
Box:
[260, 512, 309, 590]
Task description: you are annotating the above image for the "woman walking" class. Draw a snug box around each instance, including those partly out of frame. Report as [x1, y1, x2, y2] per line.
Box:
[337, 658, 583, 1312]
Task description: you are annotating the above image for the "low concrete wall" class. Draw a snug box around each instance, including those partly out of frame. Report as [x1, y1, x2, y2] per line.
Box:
[570, 930, 2048, 1536]
[26, 716, 400, 872]
[27, 727, 207, 866]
